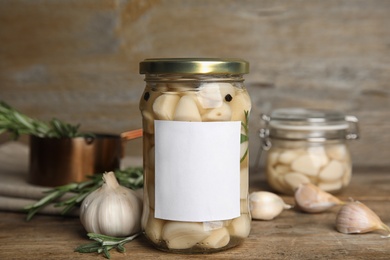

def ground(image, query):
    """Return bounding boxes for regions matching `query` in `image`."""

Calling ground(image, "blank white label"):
[154,120,241,222]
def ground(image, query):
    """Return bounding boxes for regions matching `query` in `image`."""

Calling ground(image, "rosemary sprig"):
[240,110,249,163]
[0,100,90,139]
[24,167,144,221]
[75,233,140,259]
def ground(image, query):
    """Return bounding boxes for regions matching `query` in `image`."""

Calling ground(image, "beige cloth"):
[0,141,142,217]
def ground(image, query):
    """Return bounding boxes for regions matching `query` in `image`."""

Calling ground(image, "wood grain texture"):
[0,167,389,259]
[0,0,389,165]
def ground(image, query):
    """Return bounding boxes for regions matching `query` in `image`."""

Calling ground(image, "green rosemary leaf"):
[88,233,127,243]
[0,101,91,139]
[74,242,102,253]
[24,190,64,210]
[240,110,249,162]
[76,233,139,258]
[117,244,126,253]
[24,167,143,221]
[240,133,249,143]
[102,247,111,259]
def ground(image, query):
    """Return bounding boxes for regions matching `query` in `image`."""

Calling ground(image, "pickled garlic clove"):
[162,221,210,249]
[307,146,329,167]
[173,95,202,121]
[326,144,348,161]
[141,110,155,134]
[291,154,321,176]
[196,83,223,109]
[318,160,345,182]
[201,102,232,121]
[284,172,310,191]
[229,91,252,121]
[218,83,236,100]
[336,201,390,238]
[228,214,251,238]
[294,183,344,213]
[318,181,343,193]
[249,191,292,220]
[144,209,165,244]
[199,227,230,249]
[240,167,249,199]
[152,94,180,120]
[278,150,300,164]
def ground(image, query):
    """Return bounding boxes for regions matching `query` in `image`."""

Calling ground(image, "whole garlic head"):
[80,171,143,237]
[249,191,292,220]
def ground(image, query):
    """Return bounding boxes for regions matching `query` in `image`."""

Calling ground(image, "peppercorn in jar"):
[139,58,251,253]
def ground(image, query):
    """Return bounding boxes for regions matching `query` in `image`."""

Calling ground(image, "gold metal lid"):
[139,58,249,74]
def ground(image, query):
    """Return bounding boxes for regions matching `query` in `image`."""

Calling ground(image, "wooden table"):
[1,167,389,260]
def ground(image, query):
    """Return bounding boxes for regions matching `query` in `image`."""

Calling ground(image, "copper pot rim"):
[28,129,143,142]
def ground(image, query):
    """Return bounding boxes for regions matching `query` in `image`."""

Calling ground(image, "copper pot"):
[28,129,142,187]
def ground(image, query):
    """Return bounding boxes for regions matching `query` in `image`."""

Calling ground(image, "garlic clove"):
[317,180,343,193]
[162,221,211,249]
[201,102,232,121]
[336,201,390,237]
[318,160,345,182]
[229,90,252,122]
[274,164,291,175]
[326,144,348,161]
[278,150,300,164]
[307,146,329,167]
[152,94,180,120]
[294,183,344,213]
[218,83,236,101]
[283,172,311,192]
[199,227,230,249]
[144,208,166,244]
[291,154,321,177]
[141,110,155,134]
[249,191,292,220]
[240,167,249,199]
[196,83,223,109]
[227,213,251,238]
[173,95,202,121]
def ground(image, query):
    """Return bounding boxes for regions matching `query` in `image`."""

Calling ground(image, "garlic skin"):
[294,183,344,213]
[80,171,143,237]
[336,201,390,237]
[249,191,292,220]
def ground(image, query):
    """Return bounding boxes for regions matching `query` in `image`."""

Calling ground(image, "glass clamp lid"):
[260,108,359,143]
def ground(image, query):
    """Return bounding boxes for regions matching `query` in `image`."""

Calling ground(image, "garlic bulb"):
[249,191,292,220]
[294,183,344,213]
[336,201,390,238]
[80,171,143,237]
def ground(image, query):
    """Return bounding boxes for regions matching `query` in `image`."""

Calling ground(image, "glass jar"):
[139,58,251,253]
[260,108,359,195]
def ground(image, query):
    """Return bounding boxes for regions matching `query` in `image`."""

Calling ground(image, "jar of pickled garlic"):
[139,58,251,253]
[260,108,359,195]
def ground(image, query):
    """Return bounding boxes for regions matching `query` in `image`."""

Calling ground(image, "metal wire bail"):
[345,115,360,140]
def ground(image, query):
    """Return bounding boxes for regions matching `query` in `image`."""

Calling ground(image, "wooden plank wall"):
[1,0,389,167]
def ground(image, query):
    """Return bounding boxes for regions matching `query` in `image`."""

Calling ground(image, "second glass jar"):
[260,108,359,195]
[139,58,252,253]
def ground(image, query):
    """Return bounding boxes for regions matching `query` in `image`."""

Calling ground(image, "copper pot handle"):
[120,129,143,141]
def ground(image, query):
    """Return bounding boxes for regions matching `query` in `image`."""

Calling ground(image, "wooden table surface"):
[1,167,389,260]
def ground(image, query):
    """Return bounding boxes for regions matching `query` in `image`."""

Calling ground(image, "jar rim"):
[139,58,249,74]
[269,108,346,124]
[260,108,359,141]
